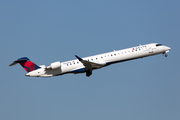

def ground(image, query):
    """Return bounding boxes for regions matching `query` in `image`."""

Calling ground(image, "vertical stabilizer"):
[9,57,41,72]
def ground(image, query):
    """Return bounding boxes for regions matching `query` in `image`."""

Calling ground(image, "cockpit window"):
[156,44,163,46]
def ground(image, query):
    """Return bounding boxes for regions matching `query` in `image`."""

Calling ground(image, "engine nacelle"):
[46,61,61,70]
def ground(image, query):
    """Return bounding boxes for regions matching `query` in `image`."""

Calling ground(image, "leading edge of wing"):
[75,55,106,69]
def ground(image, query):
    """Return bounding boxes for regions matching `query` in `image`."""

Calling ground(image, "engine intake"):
[46,61,61,70]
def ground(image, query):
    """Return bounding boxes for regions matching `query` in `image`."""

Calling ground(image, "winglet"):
[75,55,83,61]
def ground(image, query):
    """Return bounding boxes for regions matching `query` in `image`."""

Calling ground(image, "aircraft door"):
[149,46,153,54]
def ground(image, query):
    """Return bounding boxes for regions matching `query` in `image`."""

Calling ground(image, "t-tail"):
[9,57,41,72]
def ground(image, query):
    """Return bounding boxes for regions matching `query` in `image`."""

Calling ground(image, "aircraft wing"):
[75,55,106,71]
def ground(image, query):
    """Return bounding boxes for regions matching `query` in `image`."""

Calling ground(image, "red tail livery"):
[9,57,41,73]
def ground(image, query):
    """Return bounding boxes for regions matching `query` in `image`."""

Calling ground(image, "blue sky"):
[1,0,180,120]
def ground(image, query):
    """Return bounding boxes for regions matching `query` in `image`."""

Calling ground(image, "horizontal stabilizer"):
[9,57,30,66]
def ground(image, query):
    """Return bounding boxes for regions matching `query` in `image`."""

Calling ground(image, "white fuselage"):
[26,43,171,77]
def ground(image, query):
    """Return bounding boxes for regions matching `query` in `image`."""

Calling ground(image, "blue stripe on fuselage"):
[69,68,85,73]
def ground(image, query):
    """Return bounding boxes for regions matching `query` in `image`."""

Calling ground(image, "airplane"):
[9,43,171,77]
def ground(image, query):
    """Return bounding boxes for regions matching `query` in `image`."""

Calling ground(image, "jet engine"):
[46,61,61,70]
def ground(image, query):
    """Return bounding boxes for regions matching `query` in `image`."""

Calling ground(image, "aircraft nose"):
[167,46,171,50]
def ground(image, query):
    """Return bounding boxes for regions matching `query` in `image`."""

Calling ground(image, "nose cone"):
[167,47,171,50]
[165,46,171,51]
[164,46,171,53]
